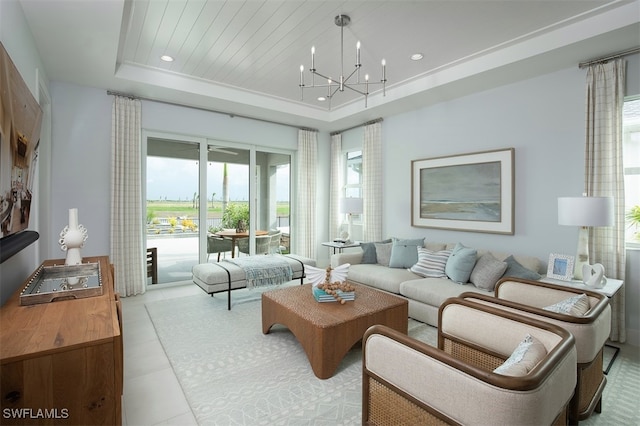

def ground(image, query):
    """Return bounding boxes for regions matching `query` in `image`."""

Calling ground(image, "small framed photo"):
[547,253,575,281]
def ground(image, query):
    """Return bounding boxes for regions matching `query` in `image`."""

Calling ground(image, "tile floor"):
[121,281,202,426]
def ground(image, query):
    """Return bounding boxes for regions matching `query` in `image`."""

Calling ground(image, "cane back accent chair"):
[463,277,611,423]
[362,297,577,426]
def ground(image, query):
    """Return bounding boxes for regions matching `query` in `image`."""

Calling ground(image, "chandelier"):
[298,14,387,108]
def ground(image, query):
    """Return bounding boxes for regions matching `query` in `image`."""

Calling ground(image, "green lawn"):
[146,200,289,219]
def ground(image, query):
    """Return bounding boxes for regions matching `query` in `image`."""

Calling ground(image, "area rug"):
[145,287,436,425]
[146,288,639,425]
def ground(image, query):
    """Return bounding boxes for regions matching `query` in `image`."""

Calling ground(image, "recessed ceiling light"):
[411,53,424,61]
[317,96,326,102]
[160,55,174,62]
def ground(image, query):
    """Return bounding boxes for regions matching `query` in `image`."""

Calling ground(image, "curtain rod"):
[578,47,640,69]
[330,117,383,136]
[106,90,318,132]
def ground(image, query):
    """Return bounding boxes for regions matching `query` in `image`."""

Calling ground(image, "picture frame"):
[411,148,514,234]
[547,253,575,281]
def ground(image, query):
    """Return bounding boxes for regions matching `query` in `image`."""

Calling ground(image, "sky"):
[146,157,289,202]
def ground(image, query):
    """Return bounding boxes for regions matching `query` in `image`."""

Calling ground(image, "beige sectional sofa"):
[331,239,543,326]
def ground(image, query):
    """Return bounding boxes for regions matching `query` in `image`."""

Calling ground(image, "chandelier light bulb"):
[365,74,369,81]
[356,41,361,65]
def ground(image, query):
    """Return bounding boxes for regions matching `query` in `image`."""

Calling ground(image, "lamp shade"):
[340,197,363,214]
[558,196,614,227]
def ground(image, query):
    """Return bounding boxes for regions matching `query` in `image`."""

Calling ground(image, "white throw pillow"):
[410,247,452,278]
[494,334,548,376]
[543,293,591,316]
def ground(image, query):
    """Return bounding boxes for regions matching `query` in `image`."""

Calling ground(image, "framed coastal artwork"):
[411,148,514,234]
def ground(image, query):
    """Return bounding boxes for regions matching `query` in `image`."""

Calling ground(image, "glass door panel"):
[146,139,200,284]
[206,145,249,258]
[255,150,291,255]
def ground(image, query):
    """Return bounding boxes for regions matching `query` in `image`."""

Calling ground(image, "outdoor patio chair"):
[207,234,233,262]
[268,231,283,254]
[237,235,270,255]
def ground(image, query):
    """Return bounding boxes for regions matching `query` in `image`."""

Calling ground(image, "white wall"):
[382,66,586,261]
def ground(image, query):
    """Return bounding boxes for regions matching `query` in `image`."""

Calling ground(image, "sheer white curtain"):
[585,59,626,342]
[110,96,146,297]
[329,133,343,241]
[295,129,317,258]
[362,121,382,241]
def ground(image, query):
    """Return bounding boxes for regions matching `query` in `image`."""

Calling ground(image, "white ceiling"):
[18,0,640,131]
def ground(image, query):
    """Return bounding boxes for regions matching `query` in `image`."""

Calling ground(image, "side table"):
[540,275,624,374]
[322,241,360,254]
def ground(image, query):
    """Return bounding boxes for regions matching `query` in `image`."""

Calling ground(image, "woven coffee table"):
[262,283,408,379]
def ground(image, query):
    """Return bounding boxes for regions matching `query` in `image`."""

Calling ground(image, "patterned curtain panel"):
[110,96,146,297]
[295,129,317,259]
[585,59,626,342]
[329,133,343,241]
[362,122,382,242]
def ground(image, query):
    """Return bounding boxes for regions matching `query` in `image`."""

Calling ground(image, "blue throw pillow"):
[360,242,377,264]
[445,243,477,283]
[502,255,542,280]
[389,238,424,268]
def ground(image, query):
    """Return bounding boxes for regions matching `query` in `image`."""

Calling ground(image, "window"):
[623,98,640,246]
[345,150,362,198]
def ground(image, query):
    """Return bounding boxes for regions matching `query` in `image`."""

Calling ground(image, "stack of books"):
[312,286,355,303]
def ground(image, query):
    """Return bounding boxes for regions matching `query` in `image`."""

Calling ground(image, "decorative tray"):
[20,262,103,305]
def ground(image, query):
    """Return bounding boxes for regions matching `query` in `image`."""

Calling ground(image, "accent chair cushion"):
[494,334,548,376]
[543,293,591,316]
[470,253,508,291]
[389,238,424,269]
[410,247,453,278]
[502,255,542,280]
[445,243,477,283]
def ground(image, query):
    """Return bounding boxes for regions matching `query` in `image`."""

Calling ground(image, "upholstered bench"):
[192,254,316,309]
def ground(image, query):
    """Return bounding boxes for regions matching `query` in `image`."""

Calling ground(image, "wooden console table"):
[0,256,123,425]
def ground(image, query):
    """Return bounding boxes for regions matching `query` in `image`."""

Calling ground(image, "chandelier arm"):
[341,84,367,97]
[309,70,337,86]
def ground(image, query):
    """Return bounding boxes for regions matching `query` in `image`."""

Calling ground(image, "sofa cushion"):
[494,334,548,376]
[470,253,508,291]
[347,264,420,294]
[501,255,542,280]
[375,242,393,267]
[400,278,487,308]
[410,247,452,278]
[445,243,477,283]
[389,238,424,268]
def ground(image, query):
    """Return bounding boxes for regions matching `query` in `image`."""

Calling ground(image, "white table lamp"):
[558,196,613,280]
[340,197,363,243]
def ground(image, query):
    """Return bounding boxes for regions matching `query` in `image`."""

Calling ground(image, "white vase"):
[59,208,88,266]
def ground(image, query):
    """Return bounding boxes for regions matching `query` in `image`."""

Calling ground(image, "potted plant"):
[626,205,640,241]
[221,203,249,231]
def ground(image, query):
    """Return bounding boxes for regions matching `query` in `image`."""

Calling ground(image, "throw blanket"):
[224,255,293,289]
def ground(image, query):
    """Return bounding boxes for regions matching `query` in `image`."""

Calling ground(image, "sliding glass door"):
[145,133,292,285]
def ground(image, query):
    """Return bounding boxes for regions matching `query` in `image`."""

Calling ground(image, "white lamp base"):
[573,226,590,280]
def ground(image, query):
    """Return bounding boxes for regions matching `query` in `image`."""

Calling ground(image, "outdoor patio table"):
[214,230,268,258]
